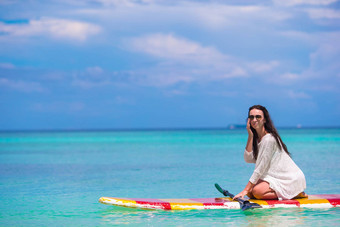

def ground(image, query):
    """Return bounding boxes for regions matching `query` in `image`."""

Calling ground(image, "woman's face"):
[249,109,266,130]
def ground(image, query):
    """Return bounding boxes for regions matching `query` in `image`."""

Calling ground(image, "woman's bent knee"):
[252,188,263,199]
[251,182,277,200]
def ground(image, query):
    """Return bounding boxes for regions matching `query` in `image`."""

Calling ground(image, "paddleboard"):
[99,194,340,210]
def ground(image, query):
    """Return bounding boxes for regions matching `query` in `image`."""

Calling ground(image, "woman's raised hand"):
[247,118,253,137]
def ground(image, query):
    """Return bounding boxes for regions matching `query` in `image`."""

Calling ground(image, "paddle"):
[215,183,262,211]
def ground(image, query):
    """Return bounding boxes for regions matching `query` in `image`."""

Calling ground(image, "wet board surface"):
[99,194,340,210]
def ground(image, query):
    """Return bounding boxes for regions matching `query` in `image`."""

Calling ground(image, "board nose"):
[99,197,108,203]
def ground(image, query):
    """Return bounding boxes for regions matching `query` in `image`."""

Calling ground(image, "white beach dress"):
[244,134,306,200]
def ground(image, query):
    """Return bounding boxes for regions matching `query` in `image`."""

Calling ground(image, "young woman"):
[234,105,307,200]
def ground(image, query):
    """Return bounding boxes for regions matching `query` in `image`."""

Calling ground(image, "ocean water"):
[0,128,339,226]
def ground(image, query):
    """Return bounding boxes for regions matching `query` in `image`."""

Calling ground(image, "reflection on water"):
[243,208,307,226]
[100,206,340,226]
[100,207,160,225]
[100,207,242,226]
[244,208,340,226]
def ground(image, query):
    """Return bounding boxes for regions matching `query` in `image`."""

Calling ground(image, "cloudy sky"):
[0,0,339,130]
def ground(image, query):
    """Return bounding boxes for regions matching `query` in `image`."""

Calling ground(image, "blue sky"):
[0,0,339,130]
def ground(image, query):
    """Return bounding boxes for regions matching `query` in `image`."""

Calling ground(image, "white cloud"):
[114,96,134,104]
[76,2,293,31]
[310,43,340,67]
[262,72,302,86]
[72,67,114,89]
[134,70,196,87]
[72,79,111,89]
[93,0,157,6]
[281,73,300,80]
[126,33,304,87]
[287,90,311,99]
[305,8,340,19]
[279,31,340,50]
[0,17,101,41]
[248,61,280,73]
[163,89,188,97]
[273,31,340,90]
[0,62,15,69]
[0,0,16,5]
[0,78,45,92]
[273,0,337,6]
[302,43,340,91]
[86,66,104,76]
[128,33,228,64]
[279,30,315,43]
[193,4,292,29]
[126,33,251,86]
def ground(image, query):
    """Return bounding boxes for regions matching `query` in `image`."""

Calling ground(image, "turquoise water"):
[0,128,339,226]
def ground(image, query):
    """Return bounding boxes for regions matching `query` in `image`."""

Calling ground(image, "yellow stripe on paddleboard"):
[296,195,331,208]
[249,199,269,206]
[161,199,204,210]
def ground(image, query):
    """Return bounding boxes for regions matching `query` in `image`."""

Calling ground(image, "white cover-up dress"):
[244,133,306,200]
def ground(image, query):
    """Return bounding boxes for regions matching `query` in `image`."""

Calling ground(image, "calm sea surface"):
[0,128,339,226]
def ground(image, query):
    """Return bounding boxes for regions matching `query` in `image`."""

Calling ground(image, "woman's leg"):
[251,180,278,200]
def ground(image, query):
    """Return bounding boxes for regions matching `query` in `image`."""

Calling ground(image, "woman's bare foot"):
[294,192,308,199]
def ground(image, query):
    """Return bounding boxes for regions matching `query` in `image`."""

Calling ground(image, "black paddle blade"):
[240,201,263,211]
[214,183,234,198]
[214,183,262,210]
[215,183,226,196]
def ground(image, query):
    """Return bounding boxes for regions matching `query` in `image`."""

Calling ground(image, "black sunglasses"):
[248,115,262,120]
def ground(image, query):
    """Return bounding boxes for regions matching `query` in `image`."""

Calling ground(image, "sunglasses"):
[248,115,263,120]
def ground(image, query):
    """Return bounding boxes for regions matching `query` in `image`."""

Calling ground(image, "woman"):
[234,105,307,200]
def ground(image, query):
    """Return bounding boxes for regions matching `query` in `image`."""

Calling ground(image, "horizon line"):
[1,125,340,133]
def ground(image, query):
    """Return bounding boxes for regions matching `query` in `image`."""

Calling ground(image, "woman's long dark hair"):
[248,105,290,160]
